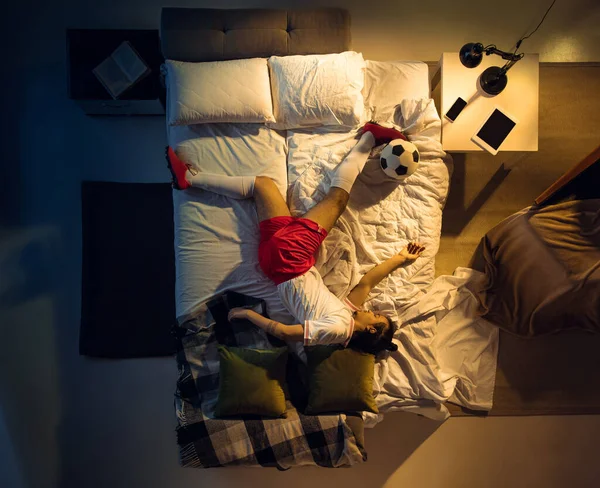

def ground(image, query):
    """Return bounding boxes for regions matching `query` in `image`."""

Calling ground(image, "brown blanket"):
[482,199,600,336]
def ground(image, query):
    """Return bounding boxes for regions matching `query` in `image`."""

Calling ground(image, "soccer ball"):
[380,139,420,180]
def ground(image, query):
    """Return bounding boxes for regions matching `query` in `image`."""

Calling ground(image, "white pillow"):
[363,61,431,122]
[268,51,366,130]
[166,59,275,126]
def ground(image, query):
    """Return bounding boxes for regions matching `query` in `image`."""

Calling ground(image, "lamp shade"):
[459,42,484,68]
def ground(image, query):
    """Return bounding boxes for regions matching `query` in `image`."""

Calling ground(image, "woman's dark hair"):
[349,319,398,355]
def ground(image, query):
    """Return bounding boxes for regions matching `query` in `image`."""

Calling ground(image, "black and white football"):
[380,139,420,180]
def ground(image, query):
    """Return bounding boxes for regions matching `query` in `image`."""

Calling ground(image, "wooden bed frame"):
[160,7,351,62]
[535,143,600,205]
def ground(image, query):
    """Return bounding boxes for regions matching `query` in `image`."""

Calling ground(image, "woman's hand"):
[227,307,250,322]
[398,242,425,262]
[349,242,426,305]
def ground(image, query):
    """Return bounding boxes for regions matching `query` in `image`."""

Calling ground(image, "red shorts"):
[258,216,328,285]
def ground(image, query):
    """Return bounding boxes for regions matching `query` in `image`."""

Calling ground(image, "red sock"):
[362,122,407,145]
[165,146,190,190]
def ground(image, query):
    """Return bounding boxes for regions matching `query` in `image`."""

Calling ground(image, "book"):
[93,41,150,99]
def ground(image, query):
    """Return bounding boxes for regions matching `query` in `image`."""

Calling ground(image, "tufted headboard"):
[160,7,351,62]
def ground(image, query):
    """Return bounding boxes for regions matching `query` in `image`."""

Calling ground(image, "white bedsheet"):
[365,268,499,424]
[169,123,293,324]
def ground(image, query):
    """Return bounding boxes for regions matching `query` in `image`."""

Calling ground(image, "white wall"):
[1,2,599,488]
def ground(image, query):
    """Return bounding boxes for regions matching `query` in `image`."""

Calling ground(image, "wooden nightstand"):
[432,52,539,153]
[67,29,165,115]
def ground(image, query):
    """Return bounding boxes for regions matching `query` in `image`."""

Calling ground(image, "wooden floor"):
[433,65,600,415]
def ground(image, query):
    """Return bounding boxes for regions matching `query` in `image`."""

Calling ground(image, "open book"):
[93,41,150,99]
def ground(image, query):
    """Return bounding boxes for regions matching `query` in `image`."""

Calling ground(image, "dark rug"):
[80,182,176,358]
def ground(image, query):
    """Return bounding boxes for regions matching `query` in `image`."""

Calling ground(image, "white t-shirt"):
[277,267,359,346]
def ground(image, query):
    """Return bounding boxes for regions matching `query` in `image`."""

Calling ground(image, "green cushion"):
[215,345,288,418]
[305,346,378,415]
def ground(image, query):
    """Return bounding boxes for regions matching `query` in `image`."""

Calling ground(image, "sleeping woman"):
[166,122,425,355]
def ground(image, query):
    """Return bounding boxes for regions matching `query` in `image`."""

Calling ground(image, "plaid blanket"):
[174,291,367,469]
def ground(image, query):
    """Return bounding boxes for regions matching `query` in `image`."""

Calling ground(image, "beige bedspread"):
[482,199,600,336]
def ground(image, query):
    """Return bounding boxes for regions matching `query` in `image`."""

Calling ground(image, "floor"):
[2,1,600,488]
[434,64,600,275]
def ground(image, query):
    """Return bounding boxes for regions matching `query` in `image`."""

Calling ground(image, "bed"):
[162,7,499,468]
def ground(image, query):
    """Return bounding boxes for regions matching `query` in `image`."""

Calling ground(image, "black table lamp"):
[459,42,524,95]
[458,0,556,95]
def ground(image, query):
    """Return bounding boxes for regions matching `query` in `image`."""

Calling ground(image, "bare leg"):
[302,131,376,233]
[302,188,349,233]
[253,176,291,222]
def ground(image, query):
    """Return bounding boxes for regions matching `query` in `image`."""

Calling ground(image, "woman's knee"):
[254,175,277,194]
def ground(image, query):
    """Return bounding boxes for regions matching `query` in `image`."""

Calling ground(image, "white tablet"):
[471,108,518,155]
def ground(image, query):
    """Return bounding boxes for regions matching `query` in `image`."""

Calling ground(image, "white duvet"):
[288,99,450,298]
[287,99,498,421]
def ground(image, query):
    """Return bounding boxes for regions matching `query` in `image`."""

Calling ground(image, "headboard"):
[160,8,351,62]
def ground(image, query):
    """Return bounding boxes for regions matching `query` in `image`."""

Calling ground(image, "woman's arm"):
[228,308,304,342]
[346,242,426,308]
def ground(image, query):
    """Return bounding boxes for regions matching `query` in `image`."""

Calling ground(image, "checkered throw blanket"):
[174,292,367,469]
